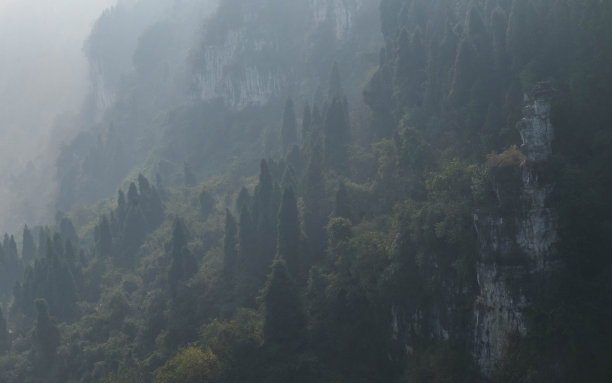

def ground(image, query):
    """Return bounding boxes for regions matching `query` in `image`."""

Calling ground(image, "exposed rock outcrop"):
[473,83,560,376]
[194,0,373,110]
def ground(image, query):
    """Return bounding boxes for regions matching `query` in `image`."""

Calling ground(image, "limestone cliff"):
[473,83,560,375]
[193,0,378,109]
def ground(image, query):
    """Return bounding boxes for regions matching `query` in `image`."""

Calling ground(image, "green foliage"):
[32,299,60,366]
[0,306,8,354]
[276,187,301,279]
[223,210,238,278]
[155,347,222,383]
[21,225,36,265]
[3,1,612,382]
[400,341,477,383]
[262,259,306,349]
[486,145,525,168]
[168,218,195,296]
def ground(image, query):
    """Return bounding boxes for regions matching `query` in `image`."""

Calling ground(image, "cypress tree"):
[238,205,256,269]
[95,215,112,257]
[237,204,257,306]
[277,187,300,279]
[117,189,127,227]
[262,259,306,347]
[32,299,59,366]
[59,217,79,247]
[138,173,152,196]
[120,204,146,267]
[303,143,327,258]
[0,305,8,354]
[235,186,251,215]
[22,225,36,264]
[252,159,276,271]
[223,209,238,277]
[168,219,195,296]
[138,174,164,230]
[127,182,139,206]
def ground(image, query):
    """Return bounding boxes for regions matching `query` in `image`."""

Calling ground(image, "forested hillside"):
[0,0,611,382]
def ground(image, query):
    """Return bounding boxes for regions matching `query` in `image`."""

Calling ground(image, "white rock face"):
[195,28,286,109]
[474,262,528,373]
[473,85,558,376]
[195,0,368,109]
[519,98,554,162]
[310,0,363,40]
[91,67,117,121]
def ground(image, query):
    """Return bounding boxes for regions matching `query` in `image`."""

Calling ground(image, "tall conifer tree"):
[22,225,36,264]
[277,187,300,279]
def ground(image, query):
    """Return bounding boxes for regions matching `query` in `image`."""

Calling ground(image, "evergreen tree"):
[252,159,276,273]
[120,202,146,267]
[262,259,306,348]
[32,299,60,366]
[95,215,112,257]
[277,187,300,279]
[235,186,251,215]
[42,238,77,322]
[127,182,139,206]
[281,97,297,154]
[117,189,127,224]
[138,174,164,229]
[22,225,36,264]
[168,219,195,296]
[223,209,238,277]
[281,164,298,191]
[138,173,151,196]
[0,305,8,354]
[59,217,79,246]
[303,143,328,258]
[237,204,257,306]
[238,205,256,269]
[1,234,22,300]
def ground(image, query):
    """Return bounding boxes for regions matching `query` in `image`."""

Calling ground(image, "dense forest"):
[0,0,611,382]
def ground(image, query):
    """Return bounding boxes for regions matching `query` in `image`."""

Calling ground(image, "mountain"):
[0,0,611,382]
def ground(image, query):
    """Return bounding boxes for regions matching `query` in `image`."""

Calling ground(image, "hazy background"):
[0,0,117,232]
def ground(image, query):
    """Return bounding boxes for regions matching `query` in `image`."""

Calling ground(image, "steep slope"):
[56,0,381,212]
[1,1,612,382]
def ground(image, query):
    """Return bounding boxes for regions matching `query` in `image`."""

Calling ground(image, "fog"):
[0,0,117,232]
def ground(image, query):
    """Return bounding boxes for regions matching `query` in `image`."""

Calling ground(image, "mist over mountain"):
[0,0,116,232]
[0,1,611,382]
